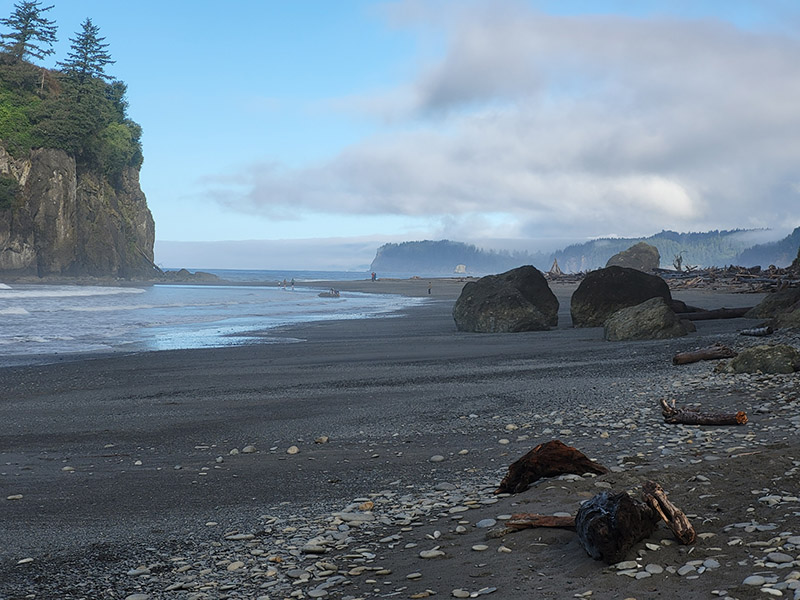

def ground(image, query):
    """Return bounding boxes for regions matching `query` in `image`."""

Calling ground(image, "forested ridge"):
[371,229,800,275]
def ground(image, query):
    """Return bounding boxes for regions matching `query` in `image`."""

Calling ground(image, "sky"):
[27,1,800,269]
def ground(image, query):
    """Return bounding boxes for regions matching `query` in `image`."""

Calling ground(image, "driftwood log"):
[677,306,752,321]
[505,514,576,531]
[495,440,609,494]
[660,398,748,426]
[672,343,737,365]
[501,482,696,564]
[642,481,696,545]
[740,326,774,337]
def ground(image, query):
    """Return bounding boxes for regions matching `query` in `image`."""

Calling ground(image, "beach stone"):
[429,455,445,462]
[452,265,558,332]
[287,445,300,455]
[452,590,470,598]
[725,345,800,374]
[769,552,795,564]
[419,549,445,559]
[125,595,150,600]
[242,445,257,453]
[606,242,660,272]
[604,297,694,341]
[570,266,672,327]
[476,519,497,528]
[744,575,767,586]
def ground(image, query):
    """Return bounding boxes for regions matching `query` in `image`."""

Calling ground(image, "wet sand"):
[1,281,798,599]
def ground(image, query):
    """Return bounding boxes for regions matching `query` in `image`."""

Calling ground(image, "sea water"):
[0,276,425,367]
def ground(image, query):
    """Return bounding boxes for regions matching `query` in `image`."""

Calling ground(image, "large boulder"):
[570,266,672,327]
[725,344,800,374]
[453,265,558,332]
[604,297,696,341]
[605,242,661,272]
[745,288,800,319]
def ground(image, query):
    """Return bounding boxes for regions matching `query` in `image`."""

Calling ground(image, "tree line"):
[0,0,141,198]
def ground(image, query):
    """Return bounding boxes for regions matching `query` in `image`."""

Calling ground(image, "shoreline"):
[1,286,798,599]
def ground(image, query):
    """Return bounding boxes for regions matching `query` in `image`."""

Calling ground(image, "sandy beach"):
[1,279,799,600]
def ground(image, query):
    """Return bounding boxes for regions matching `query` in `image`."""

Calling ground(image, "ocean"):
[0,270,427,367]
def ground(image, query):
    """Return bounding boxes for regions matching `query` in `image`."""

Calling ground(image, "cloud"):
[208,2,800,240]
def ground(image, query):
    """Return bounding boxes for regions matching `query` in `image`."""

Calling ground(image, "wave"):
[0,286,146,299]
[0,307,29,315]
[0,283,11,289]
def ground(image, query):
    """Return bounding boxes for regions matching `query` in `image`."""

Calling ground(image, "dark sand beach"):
[1,279,799,600]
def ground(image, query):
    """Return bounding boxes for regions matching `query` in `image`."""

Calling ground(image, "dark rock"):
[570,266,672,327]
[605,241,660,272]
[452,265,558,332]
[576,491,659,564]
[604,297,696,341]
[496,440,609,494]
[0,145,155,278]
[745,288,800,319]
[725,344,800,374]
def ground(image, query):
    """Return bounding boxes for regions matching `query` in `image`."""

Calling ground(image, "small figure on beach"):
[281,278,287,289]
[428,282,432,295]
[371,272,376,282]
[290,278,295,290]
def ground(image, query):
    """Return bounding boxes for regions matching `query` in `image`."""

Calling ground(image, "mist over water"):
[0,276,424,367]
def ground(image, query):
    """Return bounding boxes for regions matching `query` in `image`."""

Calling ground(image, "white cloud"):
[207,2,800,240]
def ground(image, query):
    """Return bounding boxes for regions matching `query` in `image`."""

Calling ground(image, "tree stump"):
[575,491,659,564]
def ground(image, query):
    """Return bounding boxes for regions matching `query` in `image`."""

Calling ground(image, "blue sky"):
[27,1,800,268]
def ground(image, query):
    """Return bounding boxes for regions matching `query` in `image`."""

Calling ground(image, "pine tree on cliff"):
[0,1,57,62]
[57,18,115,84]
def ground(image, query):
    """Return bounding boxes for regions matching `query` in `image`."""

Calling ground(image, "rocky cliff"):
[0,143,156,278]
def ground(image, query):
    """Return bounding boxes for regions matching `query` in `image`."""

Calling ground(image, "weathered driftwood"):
[575,491,659,564]
[642,480,696,545]
[677,306,752,321]
[495,440,609,494]
[497,482,696,564]
[505,513,576,531]
[660,398,748,426]
[740,326,774,337]
[672,343,737,365]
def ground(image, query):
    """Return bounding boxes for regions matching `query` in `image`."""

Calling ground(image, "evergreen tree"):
[0,1,57,62]
[57,18,115,84]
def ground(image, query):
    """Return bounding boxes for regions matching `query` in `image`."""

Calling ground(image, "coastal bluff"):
[0,143,156,278]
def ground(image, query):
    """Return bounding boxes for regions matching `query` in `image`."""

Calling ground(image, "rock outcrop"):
[570,266,672,327]
[0,144,156,278]
[725,344,800,374]
[453,265,558,333]
[746,288,800,329]
[605,241,661,272]
[604,297,695,341]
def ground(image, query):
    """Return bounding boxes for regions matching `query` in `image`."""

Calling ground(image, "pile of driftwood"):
[493,441,697,564]
[660,265,800,293]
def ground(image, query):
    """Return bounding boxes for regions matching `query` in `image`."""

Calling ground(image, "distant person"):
[428,282,432,295]
[290,278,295,290]
[371,272,376,282]
[281,278,287,288]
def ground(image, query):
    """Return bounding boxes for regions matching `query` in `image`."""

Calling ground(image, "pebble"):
[429,455,445,462]
[476,519,496,528]
[419,549,445,559]
[744,575,767,586]
[472,545,489,552]
[452,590,470,598]
[407,572,423,580]
[287,445,300,455]
[242,445,257,453]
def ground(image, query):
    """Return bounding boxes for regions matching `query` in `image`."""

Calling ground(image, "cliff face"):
[0,143,155,278]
